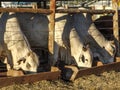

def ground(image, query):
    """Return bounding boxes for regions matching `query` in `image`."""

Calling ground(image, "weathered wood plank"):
[0,8,52,14]
[0,0,72,2]
[115,57,120,62]
[0,0,46,1]
[75,62,120,79]
[112,0,119,55]
[56,9,115,14]
[0,70,61,88]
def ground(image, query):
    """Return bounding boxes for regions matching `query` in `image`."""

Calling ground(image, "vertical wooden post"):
[49,0,56,65]
[112,0,119,55]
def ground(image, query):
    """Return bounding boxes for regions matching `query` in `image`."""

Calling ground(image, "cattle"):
[3,12,39,74]
[0,7,116,70]
[69,29,93,67]
[73,13,116,64]
[0,5,93,68]
[55,13,93,67]
[0,12,49,72]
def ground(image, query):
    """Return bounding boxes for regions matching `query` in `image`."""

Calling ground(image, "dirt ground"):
[0,70,120,90]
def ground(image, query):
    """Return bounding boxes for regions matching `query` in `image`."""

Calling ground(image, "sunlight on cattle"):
[55,12,93,68]
[4,12,39,74]
[0,7,116,71]
[73,13,116,64]
[70,29,93,67]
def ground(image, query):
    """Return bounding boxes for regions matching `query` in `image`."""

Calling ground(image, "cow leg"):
[4,44,13,70]
[4,57,11,70]
[53,42,60,66]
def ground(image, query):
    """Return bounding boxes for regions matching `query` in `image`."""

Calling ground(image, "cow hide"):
[3,12,39,73]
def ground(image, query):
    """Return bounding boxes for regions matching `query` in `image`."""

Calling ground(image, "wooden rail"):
[60,61,120,81]
[0,0,45,1]
[56,9,115,14]
[75,61,120,79]
[0,0,72,2]
[0,67,61,88]
[0,71,61,88]
[0,8,52,14]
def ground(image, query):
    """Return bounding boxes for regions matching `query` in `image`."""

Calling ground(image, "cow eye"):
[79,55,85,63]
[17,58,26,65]
[26,63,31,69]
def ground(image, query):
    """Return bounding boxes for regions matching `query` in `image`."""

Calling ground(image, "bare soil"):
[1,71,120,90]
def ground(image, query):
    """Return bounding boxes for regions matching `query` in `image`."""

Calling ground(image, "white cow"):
[0,10,115,69]
[4,12,39,74]
[2,11,91,67]
[13,12,93,68]
[55,13,93,67]
[73,13,116,64]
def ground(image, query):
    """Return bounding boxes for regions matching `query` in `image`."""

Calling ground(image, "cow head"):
[17,51,39,74]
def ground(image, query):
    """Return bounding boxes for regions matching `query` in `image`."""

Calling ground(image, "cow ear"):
[82,46,87,51]
[82,44,89,51]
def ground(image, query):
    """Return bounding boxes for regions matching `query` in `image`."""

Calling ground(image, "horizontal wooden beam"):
[75,61,120,79]
[0,0,70,1]
[0,70,61,88]
[0,8,52,14]
[0,0,46,1]
[56,9,115,14]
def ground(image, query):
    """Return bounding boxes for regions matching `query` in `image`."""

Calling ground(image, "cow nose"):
[81,55,85,63]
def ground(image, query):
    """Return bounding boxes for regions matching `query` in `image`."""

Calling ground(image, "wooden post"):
[0,8,52,14]
[49,0,56,65]
[112,0,119,55]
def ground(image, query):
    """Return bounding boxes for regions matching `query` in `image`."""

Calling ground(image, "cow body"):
[16,13,49,48]
[0,9,116,70]
[55,13,93,67]
[3,12,39,73]
[73,13,116,64]
[1,11,93,68]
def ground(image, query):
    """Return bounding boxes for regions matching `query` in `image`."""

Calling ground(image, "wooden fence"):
[0,0,119,63]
